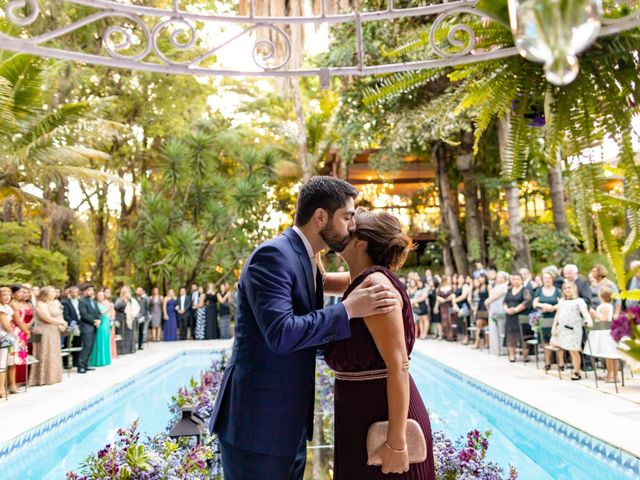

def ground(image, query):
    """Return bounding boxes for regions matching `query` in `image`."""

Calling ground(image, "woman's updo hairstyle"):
[354,207,414,270]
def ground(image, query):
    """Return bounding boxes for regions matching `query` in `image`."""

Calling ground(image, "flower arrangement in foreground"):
[68,354,517,479]
[611,307,640,371]
[433,430,518,480]
[66,419,211,480]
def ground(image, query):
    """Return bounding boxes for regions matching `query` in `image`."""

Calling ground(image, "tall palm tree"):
[0,54,116,228]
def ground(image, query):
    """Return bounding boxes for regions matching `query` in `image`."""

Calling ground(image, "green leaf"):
[476,0,511,26]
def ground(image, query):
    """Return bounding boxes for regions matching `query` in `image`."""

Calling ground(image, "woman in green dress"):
[532,271,562,345]
[89,290,111,367]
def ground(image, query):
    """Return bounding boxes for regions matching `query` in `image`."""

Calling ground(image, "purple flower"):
[611,312,633,342]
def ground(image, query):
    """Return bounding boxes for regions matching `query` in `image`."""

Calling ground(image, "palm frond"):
[0,53,43,117]
[231,176,267,216]
[166,225,202,271]
[0,76,16,134]
[159,138,189,190]
[596,211,626,291]
[20,102,95,150]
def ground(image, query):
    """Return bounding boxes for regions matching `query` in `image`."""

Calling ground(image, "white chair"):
[60,331,83,378]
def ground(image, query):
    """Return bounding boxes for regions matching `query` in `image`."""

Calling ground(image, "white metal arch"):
[0,0,639,80]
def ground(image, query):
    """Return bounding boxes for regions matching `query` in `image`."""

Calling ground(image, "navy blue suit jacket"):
[209,228,350,457]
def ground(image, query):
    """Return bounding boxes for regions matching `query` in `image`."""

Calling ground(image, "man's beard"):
[320,221,351,252]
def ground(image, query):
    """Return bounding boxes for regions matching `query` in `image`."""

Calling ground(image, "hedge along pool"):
[0,349,638,479]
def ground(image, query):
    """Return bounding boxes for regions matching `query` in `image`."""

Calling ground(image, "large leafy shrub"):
[0,222,68,285]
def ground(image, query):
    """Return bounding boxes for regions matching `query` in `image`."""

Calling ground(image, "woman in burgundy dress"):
[324,208,435,480]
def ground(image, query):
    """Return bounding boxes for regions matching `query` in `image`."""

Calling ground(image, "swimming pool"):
[411,355,638,480]
[0,349,637,479]
[0,350,219,480]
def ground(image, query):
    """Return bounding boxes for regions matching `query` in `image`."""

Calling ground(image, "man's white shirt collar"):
[292,226,318,288]
[292,226,315,261]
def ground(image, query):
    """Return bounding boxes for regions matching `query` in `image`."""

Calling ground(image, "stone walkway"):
[413,338,640,458]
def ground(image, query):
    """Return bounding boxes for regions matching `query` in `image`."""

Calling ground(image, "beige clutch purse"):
[366,419,427,466]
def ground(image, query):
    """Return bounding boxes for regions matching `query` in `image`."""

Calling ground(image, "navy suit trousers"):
[219,429,307,480]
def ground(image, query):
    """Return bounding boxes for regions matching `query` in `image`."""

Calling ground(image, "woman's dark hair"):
[295,176,358,226]
[354,207,414,270]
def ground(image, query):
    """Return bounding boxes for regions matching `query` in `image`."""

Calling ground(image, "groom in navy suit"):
[210,176,399,480]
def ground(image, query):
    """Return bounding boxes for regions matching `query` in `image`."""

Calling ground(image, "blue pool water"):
[0,351,219,480]
[0,349,637,479]
[411,355,637,480]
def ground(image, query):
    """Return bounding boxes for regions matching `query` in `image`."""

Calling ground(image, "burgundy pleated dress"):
[324,266,436,480]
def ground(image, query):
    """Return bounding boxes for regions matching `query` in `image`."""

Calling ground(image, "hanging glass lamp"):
[507,0,603,85]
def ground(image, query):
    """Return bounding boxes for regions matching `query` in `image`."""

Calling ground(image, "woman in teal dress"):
[532,271,562,344]
[90,290,111,367]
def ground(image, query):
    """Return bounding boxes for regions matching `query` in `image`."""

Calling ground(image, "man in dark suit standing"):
[78,284,101,373]
[176,287,191,340]
[189,283,199,340]
[135,287,149,350]
[209,177,399,480]
[61,285,81,369]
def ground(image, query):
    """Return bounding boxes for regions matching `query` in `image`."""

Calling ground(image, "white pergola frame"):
[1,0,639,80]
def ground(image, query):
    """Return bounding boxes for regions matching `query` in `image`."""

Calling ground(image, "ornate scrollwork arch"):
[0,0,638,79]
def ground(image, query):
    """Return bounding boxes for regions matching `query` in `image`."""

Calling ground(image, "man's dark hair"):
[294,176,358,226]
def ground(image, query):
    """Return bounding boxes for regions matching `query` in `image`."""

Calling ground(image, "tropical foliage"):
[327,0,640,274]
[1,0,639,284]
[118,117,285,288]
[0,53,113,200]
[0,222,68,285]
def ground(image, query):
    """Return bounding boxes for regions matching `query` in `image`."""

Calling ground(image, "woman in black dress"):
[427,278,441,339]
[452,276,471,344]
[217,282,232,339]
[472,274,490,349]
[503,273,532,362]
[205,282,219,340]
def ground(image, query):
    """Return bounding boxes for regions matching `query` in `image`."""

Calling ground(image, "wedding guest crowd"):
[397,259,626,383]
[0,258,627,398]
[0,280,235,397]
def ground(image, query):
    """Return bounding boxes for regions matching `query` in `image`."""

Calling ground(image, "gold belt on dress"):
[334,368,388,381]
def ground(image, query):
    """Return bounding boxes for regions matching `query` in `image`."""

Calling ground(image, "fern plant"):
[360,0,640,292]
